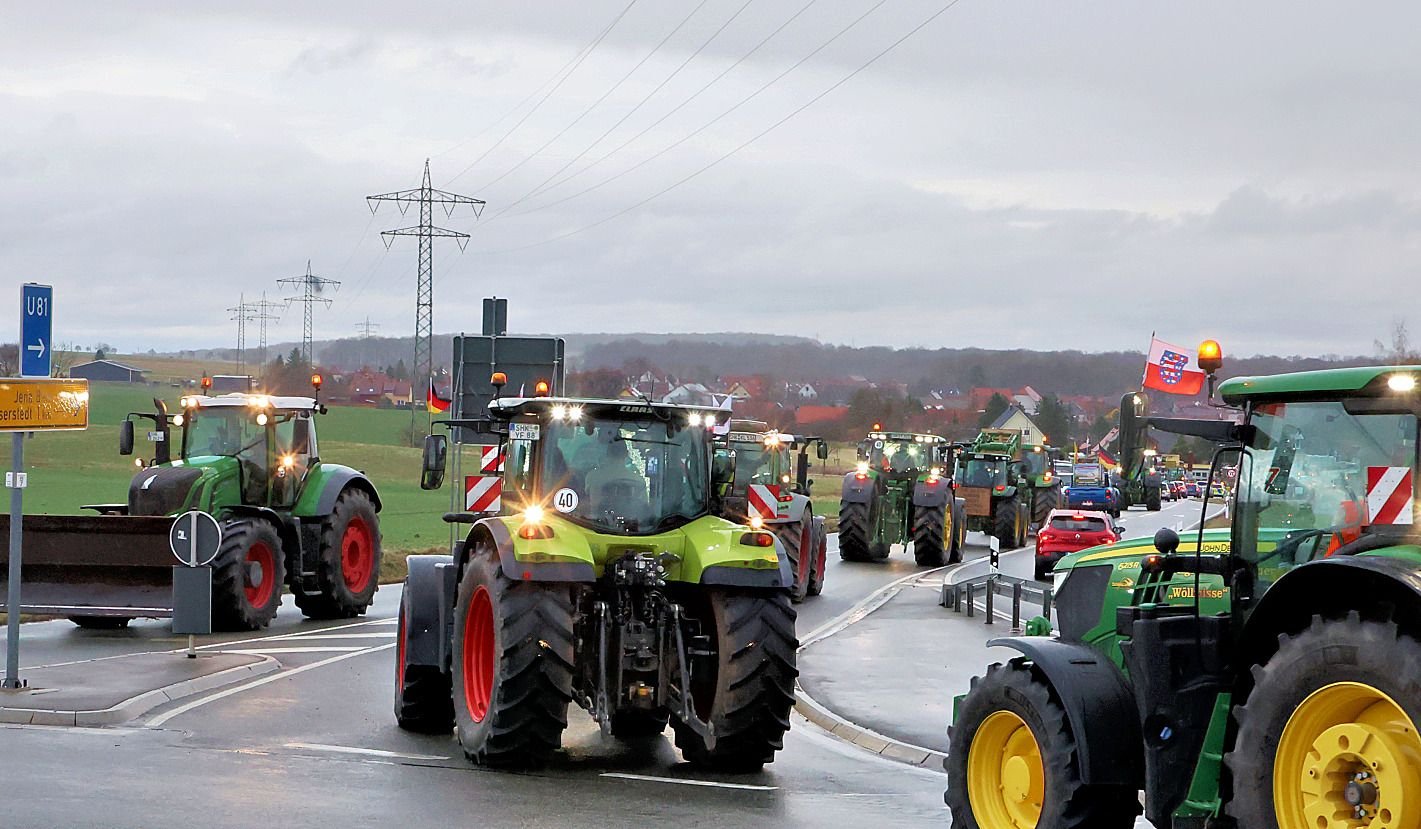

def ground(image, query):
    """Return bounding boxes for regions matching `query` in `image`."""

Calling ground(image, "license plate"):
[1082,501,1094,505]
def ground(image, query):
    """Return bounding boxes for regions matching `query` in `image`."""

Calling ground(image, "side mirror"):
[1114,524,1126,535]
[420,434,449,491]
[1153,527,1179,555]
[712,451,736,494]
[816,441,830,461]
[119,420,135,456]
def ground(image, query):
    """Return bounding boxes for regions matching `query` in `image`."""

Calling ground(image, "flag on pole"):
[1142,338,1206,396]
[427,378,451,413]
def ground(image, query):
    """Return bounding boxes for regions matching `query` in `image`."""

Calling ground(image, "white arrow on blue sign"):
[20,283,53,378]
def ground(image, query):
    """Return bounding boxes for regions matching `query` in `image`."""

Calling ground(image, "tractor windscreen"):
[1023,452,1048,478]
[727,440,777,495]
[543,416,710,534]
[959,457,1007,488]
[868,439,928,473]
[1230,400,1418,567]
[185,407,268,465]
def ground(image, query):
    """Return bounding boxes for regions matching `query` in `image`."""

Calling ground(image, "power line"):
[355,317,381,338]
[488,0,759,219]
[481,0,967,254]
[277,261,341,368]
[470,0,710,194]
[446,0,641,186]
[488,0,841,226]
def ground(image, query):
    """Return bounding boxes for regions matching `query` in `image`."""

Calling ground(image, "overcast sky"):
[3,1,1417,359]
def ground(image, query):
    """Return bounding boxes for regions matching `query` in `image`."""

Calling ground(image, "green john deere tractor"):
[946,352,1421,828]
[955,429,1042,550]
[1117,390,1165,511]
[396,395,797,771]
[838,429,966,566]
[716,419,831,602]
[0,384,384,631]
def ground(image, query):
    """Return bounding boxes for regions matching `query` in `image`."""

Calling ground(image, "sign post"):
[4,283,69,690]
[169,510,220,658]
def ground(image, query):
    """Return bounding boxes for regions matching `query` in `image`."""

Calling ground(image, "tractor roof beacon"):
[946,347,1421,829]
[395,389,799,771]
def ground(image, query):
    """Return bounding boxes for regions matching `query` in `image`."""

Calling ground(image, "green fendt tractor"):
[946,351,1421,828]
[0,382,383,631]
[954,429,1053,550]
[717,419,830,602]
[838,428,966,566]
[396,394,797,771]
[1116,390,1165,511]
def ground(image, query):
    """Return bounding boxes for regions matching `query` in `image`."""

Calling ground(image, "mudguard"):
[987,636,1145,788]
[701,536,791,589]
[296,464,383,516]
[402,554,457,672]
[770,493,810,525]
[840,472,876,504]
[468,517,597,583]
[912,478,951,509]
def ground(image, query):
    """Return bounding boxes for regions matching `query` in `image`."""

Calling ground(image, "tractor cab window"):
[869,439,926,473]
[1231,400,1418,572]
[271,412,312,506]
[960,457,1006,488]
[1023,452,1048,478]
[184,406,269,503]
[544,416,709,534]
[727,441,778,494]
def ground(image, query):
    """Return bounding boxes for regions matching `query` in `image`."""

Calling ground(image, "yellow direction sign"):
[0,378,89,431]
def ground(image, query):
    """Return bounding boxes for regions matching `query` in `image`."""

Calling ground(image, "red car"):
[1034,509,1123,580]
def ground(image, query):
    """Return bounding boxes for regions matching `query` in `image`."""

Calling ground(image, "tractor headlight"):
[551,404,567,421]
[856,461,869,475]
[749,515,765,530]
[256,412,269,426]
[172,414,184,427]
[1389,374,1417,392]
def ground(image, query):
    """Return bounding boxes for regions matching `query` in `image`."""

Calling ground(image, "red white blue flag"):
[1142,338,1206,396]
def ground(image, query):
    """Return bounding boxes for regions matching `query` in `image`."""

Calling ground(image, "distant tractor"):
[955,429,1060,550]
[1116,391,1164,511]
[397,393,797,771]
[838,428,966,566]
[0,380,384,631]
[717,419,830,601]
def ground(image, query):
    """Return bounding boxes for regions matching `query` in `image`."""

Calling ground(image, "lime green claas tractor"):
[838,429,965,566]
[946,354,1421,828]
[716,419,831,602]
[955,429,1061,550]
[396,395,797,771]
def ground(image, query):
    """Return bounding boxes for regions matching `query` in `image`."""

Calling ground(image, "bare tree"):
[1374,319,1420,364]
[0,343,17,376]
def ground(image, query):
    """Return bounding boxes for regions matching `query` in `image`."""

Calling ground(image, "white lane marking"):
[264,633,394,641]
[601,773,778,791]
[222,647,371,655]
[193,615,395,651]
[799,562,952,651]
[283,742,449,761]
[146,643,394,728]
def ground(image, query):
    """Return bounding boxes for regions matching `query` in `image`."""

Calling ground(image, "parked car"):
[1034,509,1123,581]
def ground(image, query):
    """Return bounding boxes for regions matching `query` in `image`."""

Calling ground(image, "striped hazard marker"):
[465,475,502,513]
[1366,466,1414,525]
[747,484,782,521]
[478,444,505,474]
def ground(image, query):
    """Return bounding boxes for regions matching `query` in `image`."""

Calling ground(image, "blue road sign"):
[20,283,52,378]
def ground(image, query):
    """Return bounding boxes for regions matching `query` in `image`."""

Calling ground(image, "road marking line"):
[600,773,777,791]
[264,633,394,641]
[146,643,394,728]
[222,647,372,654]
[194,616,395,651]
[283,742,448,761]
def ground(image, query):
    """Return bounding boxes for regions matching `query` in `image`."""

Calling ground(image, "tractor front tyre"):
[774,514,813,603]
[673,590,798,772]
[1226,613,1421,829]
[838,501,872,562]
[946,661,1140,829]
[1033,483,1061,526]
[806,522,827,597]
[1145,487,1161,512]
[452,549,575,767]
[912,503,949,566]
[211,518,285,631]
[949,501,967,564]
[68,616,131,630]
[993,497,1022,551]
[394,583,454,734]
[294,488,383,620]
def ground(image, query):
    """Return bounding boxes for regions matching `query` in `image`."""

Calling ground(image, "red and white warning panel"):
[466,475,502,513]
[479,444,505,475]
[1366,466,1414,525]
[747,484,783,521]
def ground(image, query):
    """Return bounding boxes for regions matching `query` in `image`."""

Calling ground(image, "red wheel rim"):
[245,541,276,609]
[341,517,375,593]
[396,602,407,692]
[817,531,827,574]
[462,586,494,722]
[798,523,813,590]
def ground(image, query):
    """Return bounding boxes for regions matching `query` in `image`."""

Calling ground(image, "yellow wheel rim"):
[1276,681,1421,829]
[968,710,1044,829]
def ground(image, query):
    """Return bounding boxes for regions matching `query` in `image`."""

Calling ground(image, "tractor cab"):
[859,430,950,479]
[719,419,830,500]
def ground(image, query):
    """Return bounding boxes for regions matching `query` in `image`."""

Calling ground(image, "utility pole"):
[277,261,340,370]
[227,295,258,376]
[248,291,284,371]
[367,160,485,406]
[355,317,381,339]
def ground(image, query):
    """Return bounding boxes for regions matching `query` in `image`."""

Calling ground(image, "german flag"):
[427,378,451,413]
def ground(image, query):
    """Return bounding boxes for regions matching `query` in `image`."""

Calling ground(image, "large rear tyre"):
[68,616,131,630]
[946,661,1140,828]
[912,503,948,566]
[774,513,813,603]
[838,501,872,562]
[806,520,827,596]
[1226,613,1421,829]
[673,590,798,772]
[993,497,1021,551]
[211,518,285,631]
[294,488,383,619]
[1145,487,1161,512]
[1033,483,1061,527]
[394,583,454,734]
[452,548,575,767]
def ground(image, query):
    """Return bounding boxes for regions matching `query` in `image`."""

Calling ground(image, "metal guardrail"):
[941,573,1053,632]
